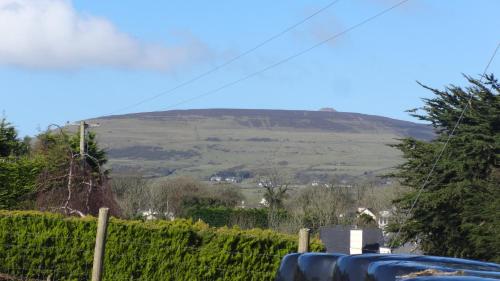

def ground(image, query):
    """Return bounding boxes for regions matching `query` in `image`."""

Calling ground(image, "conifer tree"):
[0,118,28,157]
[0,118,40,208]
[389,74,499,262]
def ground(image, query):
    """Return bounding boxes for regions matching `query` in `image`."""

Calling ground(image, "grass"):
[88,109,430,181]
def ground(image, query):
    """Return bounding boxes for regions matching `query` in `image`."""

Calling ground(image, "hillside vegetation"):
[90,109,433,180]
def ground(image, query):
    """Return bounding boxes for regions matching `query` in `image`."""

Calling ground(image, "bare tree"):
[113,176,244,219]
[285,182,353,232]
[257,168,291,229]
[111,174,150,218]
[258,168,290,209]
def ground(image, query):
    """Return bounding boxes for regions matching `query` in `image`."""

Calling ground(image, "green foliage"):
[69,131,108,174]
[186,207,269,229]
[0,210,324,280]
[389,74,500,262]
[0,157,43,209]
[0,118,42,209]
[181,193,238,211]
[356,213,377,227]
[0,118,28,157]
[37,130,108,175]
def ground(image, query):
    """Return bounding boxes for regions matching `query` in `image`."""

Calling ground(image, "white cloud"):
[0,0,211,70]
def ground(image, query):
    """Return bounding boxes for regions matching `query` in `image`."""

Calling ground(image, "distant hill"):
[90,109,433,181]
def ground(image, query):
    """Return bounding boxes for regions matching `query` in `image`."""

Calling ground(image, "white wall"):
[350,229,363,254]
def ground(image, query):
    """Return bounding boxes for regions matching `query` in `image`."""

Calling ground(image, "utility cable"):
[157,0,411,112]
[107,0,342,115]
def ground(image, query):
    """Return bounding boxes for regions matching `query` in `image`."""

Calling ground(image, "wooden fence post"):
[92,208,109,281]
[298,228,310,253]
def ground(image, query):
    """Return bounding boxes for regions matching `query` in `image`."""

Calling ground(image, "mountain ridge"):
[97,108,433,140]
[89,108,434,180]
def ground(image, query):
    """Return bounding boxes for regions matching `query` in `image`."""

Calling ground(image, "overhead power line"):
[155,0,411,112]
[482,42,500,76]
[390,41,500,248]
[107,0,342,116]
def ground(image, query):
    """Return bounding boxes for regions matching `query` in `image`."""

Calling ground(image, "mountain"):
[89,109,433,182]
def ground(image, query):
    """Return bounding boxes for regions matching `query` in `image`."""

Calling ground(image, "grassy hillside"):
[89,109,433,181]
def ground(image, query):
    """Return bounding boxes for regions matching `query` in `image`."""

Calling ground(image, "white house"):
[259,198,270,207]
[357,207,377,221]
[141,209,175,221]
[141,209,159,221]
[378,210,391,229]
[357,207,392,230]
[210,176,223,182]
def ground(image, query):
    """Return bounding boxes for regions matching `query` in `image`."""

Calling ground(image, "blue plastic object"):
[275,253,500,281]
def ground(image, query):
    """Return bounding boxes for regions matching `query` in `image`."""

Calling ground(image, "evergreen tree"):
[0,118,41,209]
[389,74,499,262]
[0,118,28,157]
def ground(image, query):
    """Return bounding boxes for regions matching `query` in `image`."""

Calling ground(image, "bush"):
[186,207,269,229]
[0,210,323,280]
[0,157,43,209]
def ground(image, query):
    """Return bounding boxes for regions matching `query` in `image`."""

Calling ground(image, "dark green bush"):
[0,210,323,280]
[186,207,268,229]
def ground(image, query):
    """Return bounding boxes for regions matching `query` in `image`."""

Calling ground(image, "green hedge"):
[0,210,323,280]
[186,207,269,229]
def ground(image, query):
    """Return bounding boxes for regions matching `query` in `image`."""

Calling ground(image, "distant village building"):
[209,175,241,183]
[259,198,269,207]
[238,200,246,209]
[141,209,175,221]
[357,207,377,221]
[141,209,159,221]
[210,176,223,182]
[378,210,391,229]
[357,207,392,230]
[225,177,239,183]
[258,181,273,188]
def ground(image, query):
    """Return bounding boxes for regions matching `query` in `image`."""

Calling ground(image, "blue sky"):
[1,0,499,136]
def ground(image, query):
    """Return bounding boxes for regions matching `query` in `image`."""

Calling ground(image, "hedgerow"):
[186,207,269,229]
[0,210,323,280]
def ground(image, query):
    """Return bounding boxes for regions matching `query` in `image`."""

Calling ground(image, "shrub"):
[0,157,43,209]
[0,210,323,280]
[186,207,268,229]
